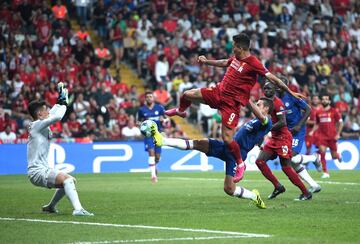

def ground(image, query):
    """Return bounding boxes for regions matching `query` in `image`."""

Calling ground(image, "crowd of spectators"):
[0,0,359,144]
[105,0,359,139]
[0,0,184,143]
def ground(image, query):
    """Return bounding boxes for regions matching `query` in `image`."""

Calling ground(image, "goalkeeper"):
[27,83,93,216]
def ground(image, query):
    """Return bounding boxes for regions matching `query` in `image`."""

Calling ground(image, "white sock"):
[233,186,256,200]
[63,178,83,211]
[149,156,156,178]
[292,154,316,164]
[294,165,319,188]
[48,188,65,207]
[334,159,340,164]
[163,138,193,150]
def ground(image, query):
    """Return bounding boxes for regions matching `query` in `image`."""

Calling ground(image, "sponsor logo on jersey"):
[320,117,332,123]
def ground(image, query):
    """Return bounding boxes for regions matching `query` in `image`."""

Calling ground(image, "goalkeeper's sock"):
[233,186,256,200]
[163,138,193,150]
[63,178,83,211]
[149,156,156,178]
[48,188,65,207]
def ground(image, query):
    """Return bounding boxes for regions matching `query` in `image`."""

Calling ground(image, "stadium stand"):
[0,0,359,143]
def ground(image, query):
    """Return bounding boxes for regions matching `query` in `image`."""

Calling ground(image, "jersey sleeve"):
[251,57,269,76]
[294,97,309,110]
[32,104,67,132]
[275,98,285,114]
[226,57,234,66]
[137,108,144,121]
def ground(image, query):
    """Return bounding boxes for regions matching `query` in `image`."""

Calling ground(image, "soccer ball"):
[140,120,157,137]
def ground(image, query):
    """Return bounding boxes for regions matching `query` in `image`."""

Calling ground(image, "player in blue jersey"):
[137,91,166,183]
[151,97,274,209]
[277,77,322,193]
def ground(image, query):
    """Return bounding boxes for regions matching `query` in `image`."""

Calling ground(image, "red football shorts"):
[263,134,293,159]
[201,86,241,129]
[315,137,338,152]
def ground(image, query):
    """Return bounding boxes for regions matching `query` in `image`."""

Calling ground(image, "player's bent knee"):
[55,172,75,186]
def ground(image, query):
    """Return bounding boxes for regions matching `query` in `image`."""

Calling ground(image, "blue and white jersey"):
[138,104,165,132]
[206,117,272,176]
[281,92,308,134]
[234,117,273,156]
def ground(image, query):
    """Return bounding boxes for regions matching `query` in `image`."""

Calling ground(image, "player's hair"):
[259,97,274,114]
[145,90,153,96]
[320,92,330,99]
[233,33,250,50]
[28,100,46,120]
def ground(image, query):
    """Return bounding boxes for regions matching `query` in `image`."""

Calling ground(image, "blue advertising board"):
[0,140,359,175]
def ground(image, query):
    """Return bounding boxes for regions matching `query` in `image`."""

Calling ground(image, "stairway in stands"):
[71,21,204,139]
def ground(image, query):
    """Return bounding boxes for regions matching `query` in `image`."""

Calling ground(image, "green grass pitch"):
[1,171,360,243]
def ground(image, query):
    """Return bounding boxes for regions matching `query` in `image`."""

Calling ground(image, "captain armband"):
[261,117,269,125]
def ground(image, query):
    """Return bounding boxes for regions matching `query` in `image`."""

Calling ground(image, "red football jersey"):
[315,107,341,139]
[271,96,291,138]
[219,55,269,106]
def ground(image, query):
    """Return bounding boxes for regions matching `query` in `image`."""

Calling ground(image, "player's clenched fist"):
[197,55,207,64]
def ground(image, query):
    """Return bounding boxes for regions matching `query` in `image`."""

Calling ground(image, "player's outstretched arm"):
[197,55,229,67]
[266,73,306,100]
[248,100,268,125]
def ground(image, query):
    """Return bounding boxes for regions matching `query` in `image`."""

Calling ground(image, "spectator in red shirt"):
[50,121,63,138]
[35,14,52,47]
[66,112,82,137]
[162,14,177,33]
[246,0,260,17]
[45,82,59,106]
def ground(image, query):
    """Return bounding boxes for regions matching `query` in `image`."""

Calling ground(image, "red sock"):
[179,94,192,112]
[282,166,308,195]
[227,140,242,164]
[319,151,327,173]
[256,159,280,188]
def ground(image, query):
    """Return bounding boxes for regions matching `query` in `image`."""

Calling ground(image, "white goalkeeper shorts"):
[28,166,60,189]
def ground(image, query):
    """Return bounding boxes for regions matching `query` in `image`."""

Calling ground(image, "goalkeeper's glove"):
[57,82,69,106]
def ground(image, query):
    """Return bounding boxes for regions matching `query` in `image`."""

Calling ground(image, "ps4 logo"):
[48,143,75,173]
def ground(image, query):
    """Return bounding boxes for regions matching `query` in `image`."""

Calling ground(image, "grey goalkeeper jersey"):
[27,104,67,170]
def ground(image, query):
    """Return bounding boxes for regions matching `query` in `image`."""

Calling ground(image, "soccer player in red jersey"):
[256,82,312,200]
[305,95,322,156]
[309,94,343,178]
[165,33,304,183]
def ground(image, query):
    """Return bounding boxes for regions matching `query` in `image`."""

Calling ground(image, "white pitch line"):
[70,235,259,244]
[345,201,360,204]
[0,217,271,238]
[162,177,360,186]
